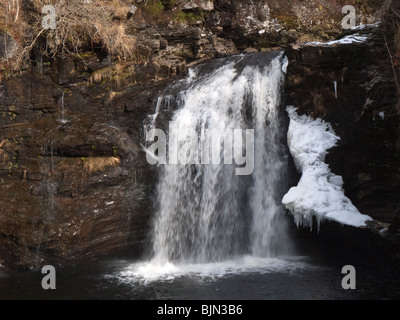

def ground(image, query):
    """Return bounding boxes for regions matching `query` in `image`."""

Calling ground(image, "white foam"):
[115,256,312,284]
[282,107,373,229]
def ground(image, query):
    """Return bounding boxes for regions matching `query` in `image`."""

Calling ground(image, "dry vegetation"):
[0,0,399,87]
[82,156,121,173]
[0,0,138,70]
[0,139,8,164]
[0,0,186,75]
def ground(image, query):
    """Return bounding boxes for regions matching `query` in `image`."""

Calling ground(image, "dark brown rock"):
[0,32,19,62]
[0,0,394,270]
[0,67,169,269]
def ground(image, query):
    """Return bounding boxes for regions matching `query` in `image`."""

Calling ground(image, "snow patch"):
[282,56,289,74]
[351,22,380,30]
[282,107,373,229]
[306,34,368,47]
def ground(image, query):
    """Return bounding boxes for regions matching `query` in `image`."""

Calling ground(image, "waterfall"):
[249,54,289,257]
[147,52,290,266]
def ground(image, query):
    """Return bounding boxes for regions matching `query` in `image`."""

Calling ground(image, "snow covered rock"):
[282,106,373,229]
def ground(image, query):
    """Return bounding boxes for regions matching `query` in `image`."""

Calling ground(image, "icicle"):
[334,81,338,99]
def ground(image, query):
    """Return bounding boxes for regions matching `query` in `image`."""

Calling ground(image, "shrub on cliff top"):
[0,0,137,70]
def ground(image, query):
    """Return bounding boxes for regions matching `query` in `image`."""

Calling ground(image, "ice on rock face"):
[351,22,380,30]
[305,34,368,47]
[282,107,373,229]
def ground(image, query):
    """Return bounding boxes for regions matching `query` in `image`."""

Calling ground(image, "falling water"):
[148,52,290,265]
[35,143,57,268]
[249,55,289,257]
[58,91,68,124]
[144,95,173,135]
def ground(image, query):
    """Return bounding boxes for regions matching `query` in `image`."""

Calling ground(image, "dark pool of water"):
[1,220,399,300]
[0,252,399,300]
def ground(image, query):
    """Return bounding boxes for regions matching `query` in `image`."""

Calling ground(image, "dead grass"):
[0,139,8,164]
[0,0,138,70]
[89,67,112,84]
[93,23,137,58]
[82,156,121,173]
[113,4,132,20]
[88,63,125,87]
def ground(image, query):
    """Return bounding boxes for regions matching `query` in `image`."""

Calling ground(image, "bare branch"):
[383,34,400,96]
[390,7,400,19]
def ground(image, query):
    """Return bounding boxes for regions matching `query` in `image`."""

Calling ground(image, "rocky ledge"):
[0,0,398,269]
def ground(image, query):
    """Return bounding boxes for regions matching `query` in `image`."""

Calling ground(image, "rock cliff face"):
[285,16,400,234]
[0,71,165,269]
[286,36,398,220]
[0,0,398,269]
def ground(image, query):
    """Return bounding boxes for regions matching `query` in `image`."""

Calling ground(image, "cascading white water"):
[249,55,289,257]
[149,52,290,265]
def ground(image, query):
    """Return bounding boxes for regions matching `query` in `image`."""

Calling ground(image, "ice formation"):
[282,107,373,229]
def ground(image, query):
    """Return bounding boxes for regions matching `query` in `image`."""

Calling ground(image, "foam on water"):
[116,256,312,284]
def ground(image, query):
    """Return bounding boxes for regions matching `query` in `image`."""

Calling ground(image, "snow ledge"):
[305,34,369,47]
[282,107,373,229]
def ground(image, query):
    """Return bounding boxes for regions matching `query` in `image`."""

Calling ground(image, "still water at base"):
[0,252,399,300]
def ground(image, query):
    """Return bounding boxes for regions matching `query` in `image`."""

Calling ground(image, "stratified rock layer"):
[0,0,398,269]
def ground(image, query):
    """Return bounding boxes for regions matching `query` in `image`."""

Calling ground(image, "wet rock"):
[0,0,393,270]
[291,217,399,277]
[183,0,200,11]
[198,0,214,11]
[0,264,10,277]
[152,53,186,80]
[129,4,137,15]
[243,47,258,53]
[212,37,237,57]
[183,0,214,11]
[0,69,167,270]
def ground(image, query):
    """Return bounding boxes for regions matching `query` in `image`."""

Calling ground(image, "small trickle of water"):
[58,92,69,124]
[35,143,57,268]
[334,81,338,99]
[144,96,163,136]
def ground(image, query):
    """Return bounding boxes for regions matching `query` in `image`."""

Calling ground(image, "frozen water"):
[282,107,373,229]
